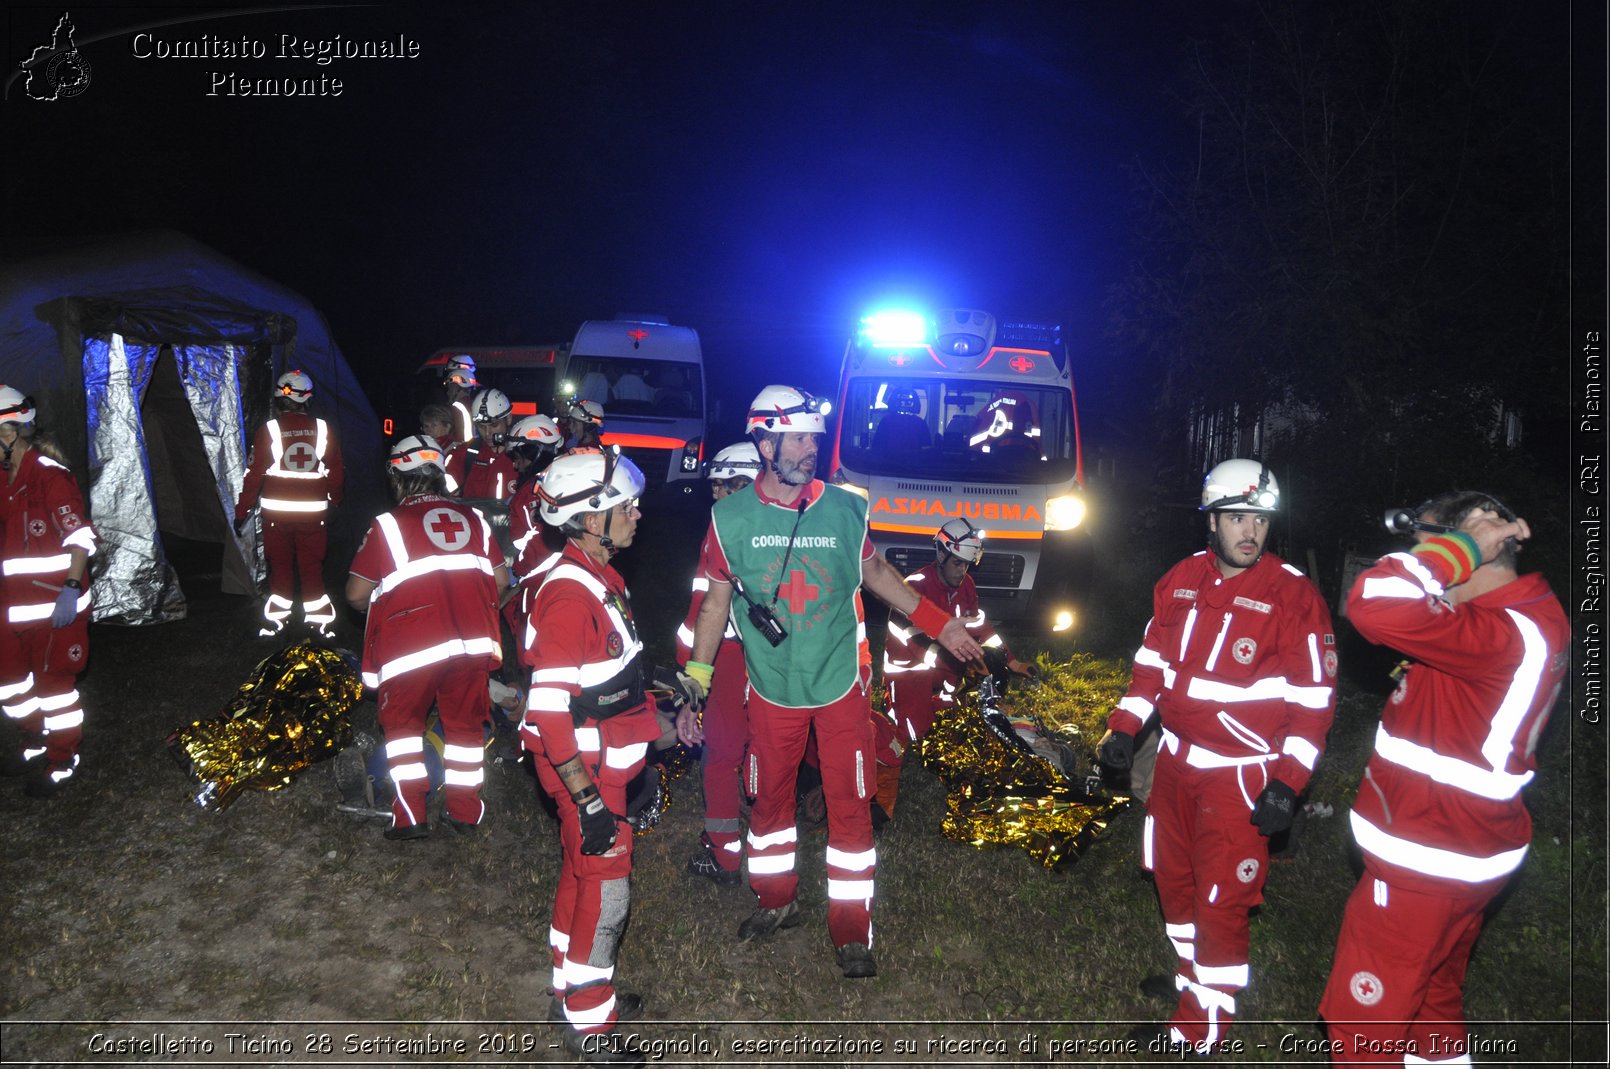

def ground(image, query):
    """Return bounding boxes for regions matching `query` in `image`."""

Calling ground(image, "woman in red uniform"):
[0,386,97,798]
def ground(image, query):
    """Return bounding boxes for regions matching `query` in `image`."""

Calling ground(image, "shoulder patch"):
[1172,588,1197,601]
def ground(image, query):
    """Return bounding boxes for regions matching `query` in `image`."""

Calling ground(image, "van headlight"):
[1044,494,1086,531]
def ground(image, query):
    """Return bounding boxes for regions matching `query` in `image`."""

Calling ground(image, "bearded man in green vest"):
[675,384,984,979]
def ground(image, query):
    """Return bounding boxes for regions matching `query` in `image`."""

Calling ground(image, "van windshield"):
[837,377,1078,483]
[561,357,702,418]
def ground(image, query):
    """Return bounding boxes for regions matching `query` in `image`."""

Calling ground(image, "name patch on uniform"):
[1233,596,1271,614]
[1172,589,1197,601]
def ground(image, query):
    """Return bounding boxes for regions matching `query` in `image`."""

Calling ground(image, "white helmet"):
[537,447,645,526]
[567,398,606,426]
[276,370,313,403]
[444,355,478,388]
[389,434,447,473]
[708,442,763,481]
[934,517,985,564]
[0,386,35,426]
[1201,459,1280,512]
[470,388,512,423]
[508,413,563,449]
[746,384,831,434]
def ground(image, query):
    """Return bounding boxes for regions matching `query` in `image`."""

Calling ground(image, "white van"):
[830,308,1087,630]
[558,317,707,497]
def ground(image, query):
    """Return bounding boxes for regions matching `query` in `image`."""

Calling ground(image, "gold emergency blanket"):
[167,641,364,811]
[921,653,1133,869]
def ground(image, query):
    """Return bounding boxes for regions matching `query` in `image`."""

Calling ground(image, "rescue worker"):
[673,442,763,885]
[418,402,454,445]
[520,448,658,1066]
[506,413,565,561]
[445,388,518,502]
[678,385,985,979]
[562,398,606,452]
[874,516,1036,819]
[1319,492,1566,1066]
[345,435,508,839]
[1098,459,1337,1054]
[441,355,478,445]
[0,387,96,798]
[235,370,345,638]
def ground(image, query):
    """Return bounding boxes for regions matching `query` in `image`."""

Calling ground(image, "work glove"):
[1097,730,1135,771]
[676,663,711,714]
[50,585,80,628]
[575,788,619,855]
[1251,779,1298,836]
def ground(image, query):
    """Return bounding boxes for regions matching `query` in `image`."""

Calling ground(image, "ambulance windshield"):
[836,377,1078,482]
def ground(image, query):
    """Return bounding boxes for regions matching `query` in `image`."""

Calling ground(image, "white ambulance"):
[829,308,1087,630]
[557,317,708,499]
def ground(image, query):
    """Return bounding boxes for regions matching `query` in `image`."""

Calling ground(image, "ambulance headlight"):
[1044,494,1086,531]
[1051,609,1076,633]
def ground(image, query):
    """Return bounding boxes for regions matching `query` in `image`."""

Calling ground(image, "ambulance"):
[829,308,1086,630]
[556,317,708,499]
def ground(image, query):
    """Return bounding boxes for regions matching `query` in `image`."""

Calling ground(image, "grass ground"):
[0,515,1599,1067]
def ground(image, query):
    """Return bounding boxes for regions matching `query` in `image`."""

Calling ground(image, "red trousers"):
[1145,742,1275,1053]
[532,712,651,1035]
[1320,876,1489,1066]
[377,658,488,827]
[699,639,751,873]
[745,684,876,948]
[0,620,89,780]
[262,517,330,632]
[887,667,947,746]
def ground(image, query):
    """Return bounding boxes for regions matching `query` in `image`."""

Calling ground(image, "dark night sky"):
[0,1,1586,446]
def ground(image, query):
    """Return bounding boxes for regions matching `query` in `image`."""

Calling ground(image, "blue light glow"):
[859,309,930,348]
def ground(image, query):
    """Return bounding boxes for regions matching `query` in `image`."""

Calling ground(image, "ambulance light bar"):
[859,309,930,349]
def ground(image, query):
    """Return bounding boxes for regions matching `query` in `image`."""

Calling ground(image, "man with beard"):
[1098,459,1337,1055]
[679,385,985,979]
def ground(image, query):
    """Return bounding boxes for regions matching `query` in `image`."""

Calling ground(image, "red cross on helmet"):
[0,386,36,426]
[746,385,831,434]
[389,434,446,472]
[537,446,645,526]
[276,370,314,403]
[934,517,985,564]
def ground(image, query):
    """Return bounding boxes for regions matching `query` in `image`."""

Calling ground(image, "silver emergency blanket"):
[84,334,260,624]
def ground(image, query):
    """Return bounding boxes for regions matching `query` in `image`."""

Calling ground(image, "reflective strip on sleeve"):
[1349,810,1528,883]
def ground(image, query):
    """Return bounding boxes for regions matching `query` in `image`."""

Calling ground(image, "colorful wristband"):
[1411,531,1481,586]
[685,660,714,689]
[909,598,951,641]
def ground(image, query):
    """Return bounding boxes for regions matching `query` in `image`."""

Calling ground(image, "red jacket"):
[0,450,96,629]
[1345,551,1567,899]
[1108,550,1337,794]
[349,494,501,689]
[520,542,659,770]
[236,411,344,523]
[445,442,517,502]
[882,562,1009,681]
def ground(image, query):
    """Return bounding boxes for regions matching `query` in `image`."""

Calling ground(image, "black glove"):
[1097,731,1135,771]
[575,788,619,855]
[1251,779,1298,836]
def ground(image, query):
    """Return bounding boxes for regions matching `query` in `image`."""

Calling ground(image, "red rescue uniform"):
[1109,550,1336,1053]
[1320,544,1566,1066]
[350,494,501,829]
[236,410,345,635]
[520,542,659,1036]
[0,450,96,784]
[445,441,517,502]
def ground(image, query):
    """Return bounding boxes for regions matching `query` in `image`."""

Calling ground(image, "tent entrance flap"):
[85,334,258,625]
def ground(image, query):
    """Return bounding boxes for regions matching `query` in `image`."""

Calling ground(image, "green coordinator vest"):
[711,482,869,708]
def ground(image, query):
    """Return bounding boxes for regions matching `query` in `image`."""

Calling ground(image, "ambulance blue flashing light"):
[859,309,930,349]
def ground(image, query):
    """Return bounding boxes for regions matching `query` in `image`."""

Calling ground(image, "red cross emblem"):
[888,354,910,367]
[283,442,319,473]
[423,507,471,551]
[627,328,649,346]
[1008,355,1035,373]
[775,569,820,614]
[1349,970,1384,1006]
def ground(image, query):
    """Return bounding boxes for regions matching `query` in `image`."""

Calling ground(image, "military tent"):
[0,231,384,624]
